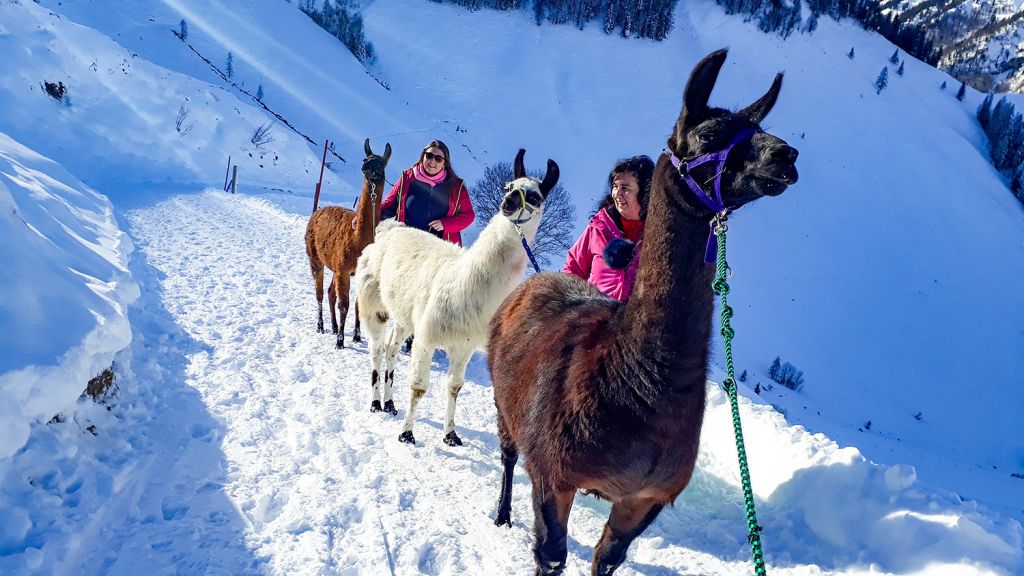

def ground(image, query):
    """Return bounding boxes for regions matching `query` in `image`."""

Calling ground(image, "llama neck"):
[356,178,384,238]
[617,157,717,387]
[463,214,535,292]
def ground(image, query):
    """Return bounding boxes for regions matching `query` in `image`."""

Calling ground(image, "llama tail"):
[355,242,384,314]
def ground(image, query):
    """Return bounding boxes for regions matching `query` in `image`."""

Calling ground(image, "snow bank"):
[0,132,138,459]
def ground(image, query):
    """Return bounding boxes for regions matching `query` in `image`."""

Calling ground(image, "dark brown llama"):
[487,49,800,576]
[305,138,391,348]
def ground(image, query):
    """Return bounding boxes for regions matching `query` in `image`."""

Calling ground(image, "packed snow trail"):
[116,189,762,575]
[100,189,1018,576]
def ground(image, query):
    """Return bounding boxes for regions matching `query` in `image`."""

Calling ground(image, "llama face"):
[668,50,799,211]
[362,139,392,183]
[500,179,546,225]
[500,149,561,225]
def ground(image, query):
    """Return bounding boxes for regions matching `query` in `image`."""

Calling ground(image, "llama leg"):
[352,297,361,343]
[327,275,339,334]
[398,338,432,445]
[381,326,406,416]
[335,275,351,349]
[494,417,518,527]
[362,308,388,413]
[441,348,472,446]
[530,480,575,576]
[591,497,664,576]
[312,261,325,333]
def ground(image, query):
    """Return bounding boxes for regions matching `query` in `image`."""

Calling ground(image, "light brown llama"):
[305,138,391,348]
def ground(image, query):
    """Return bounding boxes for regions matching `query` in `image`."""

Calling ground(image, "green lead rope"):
[710,212,768,576]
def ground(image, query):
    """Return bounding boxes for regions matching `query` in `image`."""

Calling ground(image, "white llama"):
[355,149,559,446]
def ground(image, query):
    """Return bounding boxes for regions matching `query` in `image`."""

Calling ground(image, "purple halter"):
[668,128,760,263]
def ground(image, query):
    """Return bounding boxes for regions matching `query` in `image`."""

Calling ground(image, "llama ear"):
[514,149,526,180]
[740,72,783,124]
[539,159,559,198]
[681,49,727,121]
[383,143,392,163]
[364,138,372,158]
[671,49,728,149]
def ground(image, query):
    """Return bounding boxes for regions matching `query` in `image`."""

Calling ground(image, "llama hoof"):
[370,400,382,413]
[494,513,512,528]
[443,431,463,447]
[383,400,398,416]
[316,325,325,334]
[335,338,344,349]
[398,431,416,445]
[353,334,361,343]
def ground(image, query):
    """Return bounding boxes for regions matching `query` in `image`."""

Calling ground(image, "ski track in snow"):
[113,189,770,576]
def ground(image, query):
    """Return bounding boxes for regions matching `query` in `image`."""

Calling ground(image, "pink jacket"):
[562,208,643,302]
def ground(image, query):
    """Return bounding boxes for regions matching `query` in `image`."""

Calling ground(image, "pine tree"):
[989,99,1014,168]
[768,357,782,380]
[889,48,899,64]
[847,46,855,59]
[978,93,995,130]
[256,83,264,102]
[956,81,966,101]
[874,67,888,94]
[226,52,234,78]
[1005,114,1024,171]
[896,61,904,76]
[178,19,188,41]
[603,0,623,34]
[803,13,818,34]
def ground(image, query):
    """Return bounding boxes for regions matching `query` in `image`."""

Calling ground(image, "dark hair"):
[595,155,655,222]
[415,139,459,180]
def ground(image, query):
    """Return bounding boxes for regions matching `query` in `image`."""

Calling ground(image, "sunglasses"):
[423,152,446,163]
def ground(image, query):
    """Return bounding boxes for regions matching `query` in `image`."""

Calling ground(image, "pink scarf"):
[413,164,447,186]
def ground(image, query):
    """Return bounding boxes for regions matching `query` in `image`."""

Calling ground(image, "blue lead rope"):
[521,235,541,273]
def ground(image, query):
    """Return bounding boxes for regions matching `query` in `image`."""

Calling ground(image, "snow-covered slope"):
[0,0,1022,573]
[0,0,325,191]
[0,131,137,459]
[882,0,1024,92]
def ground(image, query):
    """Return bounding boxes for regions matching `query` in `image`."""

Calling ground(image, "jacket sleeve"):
[379,174,403,220]
[440,181,476,233]
[562,225,594,280]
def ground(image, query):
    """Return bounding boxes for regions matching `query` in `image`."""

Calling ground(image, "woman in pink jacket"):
[562,155,655,301]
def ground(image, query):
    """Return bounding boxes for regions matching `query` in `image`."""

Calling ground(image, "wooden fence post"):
[312,139,329,213]
[230,165,238,194]
[223,155,232,191]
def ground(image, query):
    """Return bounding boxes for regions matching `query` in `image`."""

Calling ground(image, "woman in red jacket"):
[379,140,475,246]
[562,155,654,302]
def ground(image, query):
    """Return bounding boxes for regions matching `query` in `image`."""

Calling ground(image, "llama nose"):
[500,198,516,216]
[772,145,799,164]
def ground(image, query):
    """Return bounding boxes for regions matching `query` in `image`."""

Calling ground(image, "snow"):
[0,131,138,459]
[0,0,1022,574]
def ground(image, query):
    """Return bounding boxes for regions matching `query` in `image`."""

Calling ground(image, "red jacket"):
[379,169,475,246]
[562,208,643,302]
